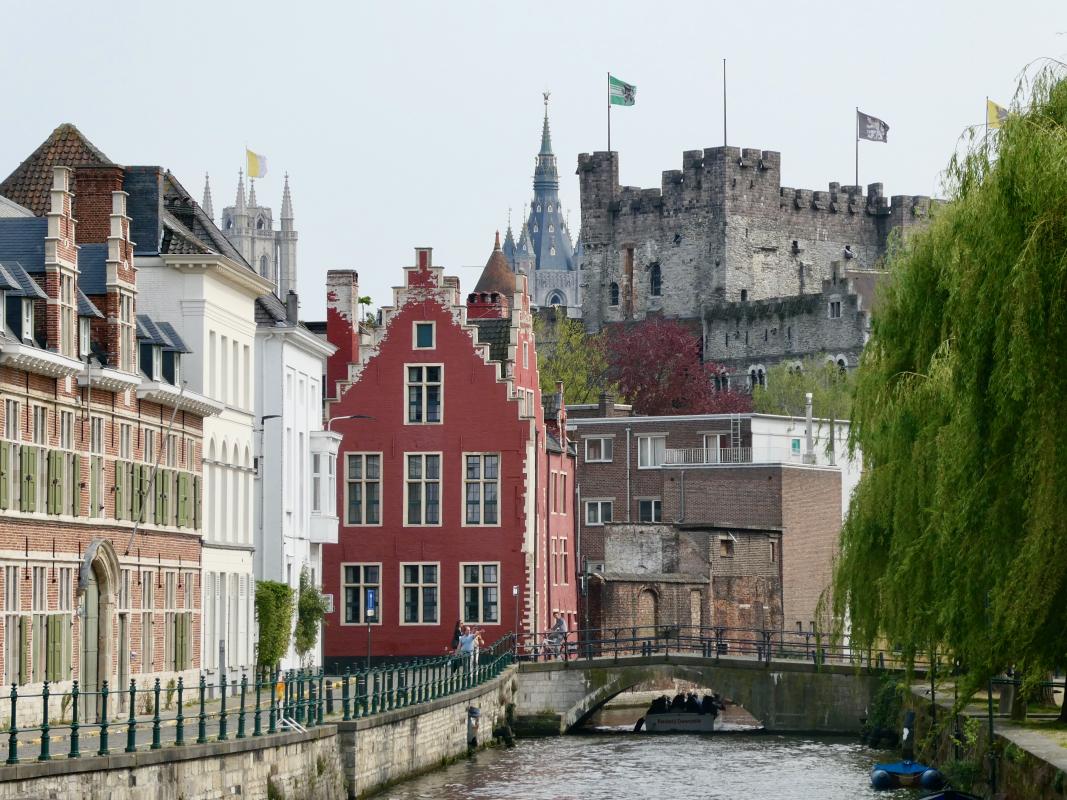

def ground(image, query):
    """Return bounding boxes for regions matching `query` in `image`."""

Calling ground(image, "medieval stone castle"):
[502,97,934,388]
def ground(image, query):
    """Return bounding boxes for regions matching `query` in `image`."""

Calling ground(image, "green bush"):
[256,580,295,669]
[294,567,329,664]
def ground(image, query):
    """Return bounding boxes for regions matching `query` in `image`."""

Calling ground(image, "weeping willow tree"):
[833,66,1067,706]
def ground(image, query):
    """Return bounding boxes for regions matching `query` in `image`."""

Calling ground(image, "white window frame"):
[584,437,613,463]
[462,452,500,527]
[637,498,662,523]
[59,411,73,450]
[344,452,381,526]
[585,499,613,526]
[460,562,500,625]
[120,423,132,460]
[399,562,440,626]
[119,293,136,373]
[4,399,20,441]
[637,434,667,469]
[404,364,443,425]
[340,563,382,626]
[59,274,76,358]
[21,299,34,344]
[31,406,46,446]
[412,321,436,350]
[404,452,441,527]
[311,453,322,513]
[79,317,91,359]
[90,416,104,455]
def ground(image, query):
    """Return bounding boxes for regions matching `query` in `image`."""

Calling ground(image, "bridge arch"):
[514,654,882,736]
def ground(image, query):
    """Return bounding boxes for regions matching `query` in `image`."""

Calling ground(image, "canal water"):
[376,708,924,800]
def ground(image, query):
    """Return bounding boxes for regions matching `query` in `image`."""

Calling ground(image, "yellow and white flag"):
[246,148,268,179]
[987,99,1009,130]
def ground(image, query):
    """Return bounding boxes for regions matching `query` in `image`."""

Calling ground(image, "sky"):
[1,1,1064,319]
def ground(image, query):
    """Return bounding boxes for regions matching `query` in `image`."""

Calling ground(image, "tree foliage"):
[294,567,329,664]
[533,312,615,404]
[603,318,751,415]
[832,68,1067,696]
[752,357,855,420]
[255,580,294,670]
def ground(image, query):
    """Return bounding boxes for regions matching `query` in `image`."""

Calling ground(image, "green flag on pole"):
[609,75,636,106]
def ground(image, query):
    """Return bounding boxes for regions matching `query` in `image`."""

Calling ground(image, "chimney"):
[74,165,126,243]
[804,392,814,464]
[326,270,361,399]
[286,290,299,324]
[598,391,615,418]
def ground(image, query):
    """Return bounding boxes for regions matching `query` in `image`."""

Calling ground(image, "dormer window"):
[152,346,163,381]
[79,317,91,359]
[21,300,34,344]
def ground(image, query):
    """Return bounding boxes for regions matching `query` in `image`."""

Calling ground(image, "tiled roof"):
[474,236,516,296]
[78,243,108,293]
[546,432,564,453]
[255,293,287,325]
[137,315,187,352]
[0,218,47,272]
[160,211,212,255]
[0,124,114,216]
[471,318,511,363]
[77,289,104,319]
[162,172,247,265]
[0,261,47,299]
[0,264,22,292]
[156,321,190,353]
[0,195,32,218]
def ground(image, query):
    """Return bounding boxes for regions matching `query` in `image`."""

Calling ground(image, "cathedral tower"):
[217,171,298,298]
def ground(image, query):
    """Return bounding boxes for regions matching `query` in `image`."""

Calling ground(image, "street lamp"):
[512,585,520,653]
[327,413,374,432]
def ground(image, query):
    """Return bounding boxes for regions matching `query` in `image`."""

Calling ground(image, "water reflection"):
[376,729,922,800]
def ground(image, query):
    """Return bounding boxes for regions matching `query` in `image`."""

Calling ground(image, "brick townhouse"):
[569,398,857,640]
[321,239,577,665]
[0,140,220,719]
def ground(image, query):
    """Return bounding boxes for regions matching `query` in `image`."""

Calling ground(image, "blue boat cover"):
[873,761,928,776]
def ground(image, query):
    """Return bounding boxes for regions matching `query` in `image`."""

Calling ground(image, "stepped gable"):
[0,123,113,215]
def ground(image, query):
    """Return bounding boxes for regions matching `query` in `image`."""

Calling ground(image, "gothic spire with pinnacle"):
[202,173,214,221]
[539,91,553,155]
[235,169,246,214]
[248,178,257,208]
[281,173,293,220]
[533,91,559,192]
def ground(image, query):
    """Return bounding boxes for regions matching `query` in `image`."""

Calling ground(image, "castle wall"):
[577,146,932,341]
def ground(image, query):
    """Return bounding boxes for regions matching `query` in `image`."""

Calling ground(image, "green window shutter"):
[177,473,187,527]
[131,463,141,522]
[0,440,9,511]
[193,476,201,530]
[175,613,184,668]
[71,454,81,517]
[114,461,124,521]
[18,447,28,512]
[154,470,163,525]
[18,617,28,684]
[46,452,57,515]
[88,457,97,517]
[46,616,57,682]
[24,447,36,513]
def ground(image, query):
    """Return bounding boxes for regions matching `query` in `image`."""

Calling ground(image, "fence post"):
[253,669,263,737]
[37,681,50,761]
[318,670,325,725]
[295,670,305,725]
[307,679,316,729]
[342,668,351,721]
[69,681,80,758]
[5,684,16,765]
[268,670,278,734]
[150,678,162,750]
[197,674,207,744]
[98,681,110,756]
[218,672,229,741]
[237,672,247,739]
[175,677,185,746]
[125,679,138,753]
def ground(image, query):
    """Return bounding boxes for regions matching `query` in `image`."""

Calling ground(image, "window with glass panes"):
[60,274,76,357]
[3,566,22,685]
[638,499,662,522]
[342,564,380,624]
[406,365,442,423]
[464,454,499,525]
[585,499,613,525]
[637,435,667,468]
[461,563,499,624]
[401,563,438,624]
[345,453,380,525]
[141,571,155,672]
[405,453,440,525]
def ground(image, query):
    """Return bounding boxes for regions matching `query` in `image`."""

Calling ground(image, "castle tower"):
[503,94,580,313]
[219,169,298,298]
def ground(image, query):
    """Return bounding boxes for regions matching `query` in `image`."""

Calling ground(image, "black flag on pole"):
[857,110,889,142]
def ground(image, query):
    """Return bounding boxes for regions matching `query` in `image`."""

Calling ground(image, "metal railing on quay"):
[0,635,515,766]
[516,624,927,672]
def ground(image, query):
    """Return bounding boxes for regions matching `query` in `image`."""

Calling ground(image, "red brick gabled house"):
[321,240,577,664]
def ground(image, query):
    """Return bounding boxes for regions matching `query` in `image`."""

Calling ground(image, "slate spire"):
[235,169,246,214]
[281,173,293,221]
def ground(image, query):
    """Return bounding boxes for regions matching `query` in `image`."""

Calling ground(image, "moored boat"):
[642,712,720,733]
[870,760,944,791]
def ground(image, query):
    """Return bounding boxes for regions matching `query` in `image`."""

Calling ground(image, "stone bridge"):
[514,653,886,735]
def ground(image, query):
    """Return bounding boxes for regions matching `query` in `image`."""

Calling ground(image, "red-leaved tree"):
[603,318,751,416]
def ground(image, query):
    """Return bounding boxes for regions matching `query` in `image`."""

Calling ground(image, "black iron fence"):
[0,634,514,765]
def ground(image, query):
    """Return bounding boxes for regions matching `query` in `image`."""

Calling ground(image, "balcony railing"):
[663,447,806,466]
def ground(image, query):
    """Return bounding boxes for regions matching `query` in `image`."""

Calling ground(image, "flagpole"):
[854,107,859,187]
[607,72,612,153]
[723,58,728,147]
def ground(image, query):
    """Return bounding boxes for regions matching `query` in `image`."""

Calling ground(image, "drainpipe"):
[533,429,539,640]
[804,392,814,464]
[625,427,632,522]
[672,470,686,524]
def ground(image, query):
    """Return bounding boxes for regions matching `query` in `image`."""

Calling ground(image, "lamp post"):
[327,414,374,432]
[512,585,519,653]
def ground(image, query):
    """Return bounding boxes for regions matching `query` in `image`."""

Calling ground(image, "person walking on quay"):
[458,626,483,675]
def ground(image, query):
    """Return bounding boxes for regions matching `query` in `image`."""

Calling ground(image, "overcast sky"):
[2,1,1063,319]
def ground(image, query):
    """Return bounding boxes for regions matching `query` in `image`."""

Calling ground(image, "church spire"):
[202,173,214,221]
[248,178,257,208]
[235,169,246,214]
[281,173,293,221]
[539,91,553,155]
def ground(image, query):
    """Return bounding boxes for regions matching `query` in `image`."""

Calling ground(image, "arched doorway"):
[79,539,118,720]
[635,588,657,631]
